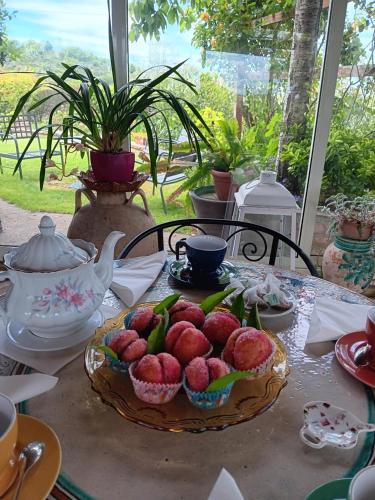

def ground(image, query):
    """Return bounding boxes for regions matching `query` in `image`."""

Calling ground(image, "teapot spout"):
[94,231,125,290]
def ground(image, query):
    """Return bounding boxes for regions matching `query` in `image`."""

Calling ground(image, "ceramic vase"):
[322,235,374,293]
[90,151,135,183]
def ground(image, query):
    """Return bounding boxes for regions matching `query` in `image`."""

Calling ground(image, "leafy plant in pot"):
[322,194,375,241]
[4,61,210,188]
[204,118,260,201]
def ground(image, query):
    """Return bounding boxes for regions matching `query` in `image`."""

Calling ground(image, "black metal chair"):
[118,218,319,276]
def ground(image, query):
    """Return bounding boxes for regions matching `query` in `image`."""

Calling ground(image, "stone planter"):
[189,186,234,237]
[322,235,375,293]
[67,188,157,258]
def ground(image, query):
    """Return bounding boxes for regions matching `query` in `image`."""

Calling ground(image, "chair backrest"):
[0,114,37,139]
[118,218,319,276]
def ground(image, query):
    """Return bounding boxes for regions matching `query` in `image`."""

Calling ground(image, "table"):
[1,262,375,500]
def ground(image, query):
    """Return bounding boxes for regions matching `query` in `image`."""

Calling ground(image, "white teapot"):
[0,216,124,338]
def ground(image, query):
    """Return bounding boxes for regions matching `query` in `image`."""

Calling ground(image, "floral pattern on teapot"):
[29,278,102,315]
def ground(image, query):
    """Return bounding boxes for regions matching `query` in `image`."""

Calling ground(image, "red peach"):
[108,330,139,355]
[157,353,181,384]
[224,327,274,371]
[185,357,209,392]
[134,355,163,384]
[173,327,210,366]
[121,338,148,362]
[207,357,230,380]
[169,300,205,328]
[129,307,157,336]
[165,321,195,353]
[203,312,241,344]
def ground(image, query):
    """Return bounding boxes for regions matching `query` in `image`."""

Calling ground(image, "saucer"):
[169,260,239,289]
[6,310,103,352]
[305,478,351,500]
[2,414,61,500]
[335,331,375,388]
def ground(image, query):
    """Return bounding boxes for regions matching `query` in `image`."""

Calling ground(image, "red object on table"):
[335,330,375,388]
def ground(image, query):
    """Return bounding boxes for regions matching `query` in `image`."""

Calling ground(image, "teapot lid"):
[10,216,90,272]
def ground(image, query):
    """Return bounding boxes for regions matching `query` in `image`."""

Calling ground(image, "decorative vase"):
[67,189,158,258]
[322,235,375,293]
[211,169,234,201]
[337,220,373,241]
[90,151,135,183]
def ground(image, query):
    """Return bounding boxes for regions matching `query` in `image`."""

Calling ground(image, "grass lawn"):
[0,139,193,223]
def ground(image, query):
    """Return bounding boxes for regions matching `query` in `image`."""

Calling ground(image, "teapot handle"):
[127,189,151,217]
[0,271,9,323]
[74,188,97,213]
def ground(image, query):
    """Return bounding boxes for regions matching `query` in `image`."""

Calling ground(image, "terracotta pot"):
[211,169,235,201]
[337,220,373,241]
[67,189,158,258]
[322,235,375,293]
[90,151,135,183]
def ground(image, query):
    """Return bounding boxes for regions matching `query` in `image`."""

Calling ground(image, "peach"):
[203,312,241,344]
[158,353,182,384]
[165,321,195,353]
[134,354,163,384]
[166,324,211,366]
[133,353,181,384]
[223,327,275,371]
[108,330,138,354]
[121,338,148,362]
[185,357,230,392]
[169,300,205,328]
[129,307,161,337]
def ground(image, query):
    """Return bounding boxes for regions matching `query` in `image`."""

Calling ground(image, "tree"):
[0,0,14,65]
[275,0,323,191]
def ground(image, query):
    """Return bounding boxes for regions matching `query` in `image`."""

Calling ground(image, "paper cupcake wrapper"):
[183,375,234,410]
[102,331,131,376]
[221,339,277,379]
[129,362,182,405]
[123,310,136,330]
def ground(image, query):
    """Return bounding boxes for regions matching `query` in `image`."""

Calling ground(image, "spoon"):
[300,401,375,449]
[353,343,371,367]
[12,441,45,499]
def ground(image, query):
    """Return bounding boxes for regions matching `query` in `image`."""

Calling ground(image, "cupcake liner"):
[221,339,277,380]
[123,310,136,330]
[102,331,131,376]
[183,375,234,410]
[129,363,182,405]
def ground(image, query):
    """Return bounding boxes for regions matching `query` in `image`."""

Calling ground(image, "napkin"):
[0,304,118,375]
[0,373,58,403]
[305,296,373,345]
[111,251,168,306]
[207,468,244,500]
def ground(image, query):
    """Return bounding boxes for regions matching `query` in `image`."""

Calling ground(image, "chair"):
[118,218,319,276]
[0,114,63,179]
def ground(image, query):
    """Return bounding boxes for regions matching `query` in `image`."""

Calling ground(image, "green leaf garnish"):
[199,288,236,315]
[247,303,262,330]
[147,309,169,354]
[230,290,245,322]
[206,370,255,392]
[97,345,118,360]
[153,293,181,314]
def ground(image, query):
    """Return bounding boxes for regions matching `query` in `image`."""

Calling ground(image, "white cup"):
[349,465,375,500]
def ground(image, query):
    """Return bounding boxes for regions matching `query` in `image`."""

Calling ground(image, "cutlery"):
[300,401,375,449]
[12,441,45,499]
[353,343,371,367]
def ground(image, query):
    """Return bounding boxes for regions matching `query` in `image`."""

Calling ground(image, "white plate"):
[6,310,103,352]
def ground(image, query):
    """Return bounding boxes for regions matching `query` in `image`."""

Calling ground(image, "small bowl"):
[182,375,234,410]
[102,331,131,376]
[259,302,295,333]
[129,362,182,405]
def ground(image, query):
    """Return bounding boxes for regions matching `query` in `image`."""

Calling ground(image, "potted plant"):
[4,61,210,188]
[321,194,375,293]
[322,194,375,241]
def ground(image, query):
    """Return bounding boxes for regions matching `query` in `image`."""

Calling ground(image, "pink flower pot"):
[90,151,135,183]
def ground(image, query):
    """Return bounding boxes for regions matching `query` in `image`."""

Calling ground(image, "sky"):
[6,0,201,67]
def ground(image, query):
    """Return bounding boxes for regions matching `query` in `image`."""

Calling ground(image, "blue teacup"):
[176,235,227,275]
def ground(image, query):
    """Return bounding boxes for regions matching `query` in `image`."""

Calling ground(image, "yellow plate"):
[85,303,290,433]
[2,414,62,500]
